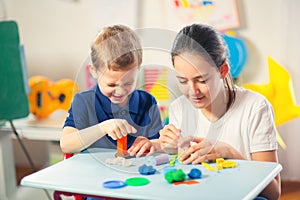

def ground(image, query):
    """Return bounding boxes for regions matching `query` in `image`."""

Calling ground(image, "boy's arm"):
[60,125,106,153]
[60,119,137,153]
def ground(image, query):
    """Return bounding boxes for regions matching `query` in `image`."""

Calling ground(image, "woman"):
[159,24,281,200]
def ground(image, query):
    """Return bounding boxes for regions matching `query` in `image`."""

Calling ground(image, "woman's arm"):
[251,150,281,200]
[178,138,246,164]
[158,124,181,154]
[214,141,246,160]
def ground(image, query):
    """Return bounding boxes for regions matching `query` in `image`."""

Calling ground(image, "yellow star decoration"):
[243,57,300,148]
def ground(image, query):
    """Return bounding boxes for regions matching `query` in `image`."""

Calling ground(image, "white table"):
[0,111,65,200]
[21,148,282,200]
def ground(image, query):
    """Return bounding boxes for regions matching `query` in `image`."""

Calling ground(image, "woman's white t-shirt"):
[169,86,278,160]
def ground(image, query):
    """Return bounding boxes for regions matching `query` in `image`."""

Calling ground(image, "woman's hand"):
[127,136,154,157]
[158,124,181,154]
[98,119,137,140]
[179,137,220,164]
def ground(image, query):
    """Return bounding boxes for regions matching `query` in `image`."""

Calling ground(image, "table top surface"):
[21,148,282,200]
[0,111,66,141]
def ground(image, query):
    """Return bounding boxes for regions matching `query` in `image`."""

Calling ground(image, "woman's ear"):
[88,65,98,79]
[220,62,230,79]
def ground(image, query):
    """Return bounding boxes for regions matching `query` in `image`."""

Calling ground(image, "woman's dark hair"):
[171,23,236,109]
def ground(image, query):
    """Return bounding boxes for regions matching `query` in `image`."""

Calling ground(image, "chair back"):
[0,21,29,120]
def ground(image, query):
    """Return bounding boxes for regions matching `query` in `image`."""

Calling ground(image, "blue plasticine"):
[163,166,177,175]
[138,164,156,175]
[188,168,202,179]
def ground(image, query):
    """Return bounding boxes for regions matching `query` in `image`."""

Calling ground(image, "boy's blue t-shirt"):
[64,85,162,149]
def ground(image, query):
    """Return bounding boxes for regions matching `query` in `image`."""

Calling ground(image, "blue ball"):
[188,168,202,179]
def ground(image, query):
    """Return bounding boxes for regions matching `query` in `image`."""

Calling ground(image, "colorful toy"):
[243,57,300,148]
[138,164,156,175]
[164,169,186,183]
[102,180,126,189]
[104,157,132,167]
[215,158,237,170]
[151,154,169,166]
[201,162,218,172]
[169,155,177,166]
[173,180,200,185]
[115,136,150,158]
[163,166,177,175]
[116,136,129,157]
[125,177,150,186]
[188,168,202,179]
[28,76,79,119]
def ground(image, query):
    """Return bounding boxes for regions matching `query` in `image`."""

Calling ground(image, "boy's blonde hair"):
[91,25,142,71]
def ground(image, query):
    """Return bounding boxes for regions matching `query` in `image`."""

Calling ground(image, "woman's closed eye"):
[177,77,188,84]
[124,82,134,86]
[178,80,188,84]
[177,78,208,85]
[196,78,208,84]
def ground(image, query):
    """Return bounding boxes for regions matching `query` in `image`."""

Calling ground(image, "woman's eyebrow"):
[176,74,208,79]
[176,75,186,79]
[193,74,208,79]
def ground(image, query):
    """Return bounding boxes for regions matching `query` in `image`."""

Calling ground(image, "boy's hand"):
[127,136,154,157]
[158,124,181,154]
[98,119,137,140]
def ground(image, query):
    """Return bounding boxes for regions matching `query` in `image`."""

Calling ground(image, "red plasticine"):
[173,180,200,185]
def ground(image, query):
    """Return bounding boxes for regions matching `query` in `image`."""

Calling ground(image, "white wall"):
[2,0,138,87]
[2,0,300,181]
[276,0,300,181]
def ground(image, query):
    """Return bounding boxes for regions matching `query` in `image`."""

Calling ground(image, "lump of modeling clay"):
[105,157,132,167]
[164,169,186,183]
[138,164,156,175]
[188,168,202,179]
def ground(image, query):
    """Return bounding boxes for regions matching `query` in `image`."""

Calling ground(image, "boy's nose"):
[114,86,126,95]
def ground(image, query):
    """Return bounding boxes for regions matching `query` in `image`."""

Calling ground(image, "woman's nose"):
[188,82,200,94]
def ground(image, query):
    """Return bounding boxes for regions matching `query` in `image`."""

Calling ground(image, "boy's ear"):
[89,65,98,79]
[220,62,230,79]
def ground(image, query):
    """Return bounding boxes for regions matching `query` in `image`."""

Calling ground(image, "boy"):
[60,25,162,157]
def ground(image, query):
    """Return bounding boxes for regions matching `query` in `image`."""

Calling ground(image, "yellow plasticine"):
[214,158,237,170]
[202,162,217,171]
[169,155,177,166]
[216,158,225,164]
[177,153,183,163]
[216,163,223,170]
